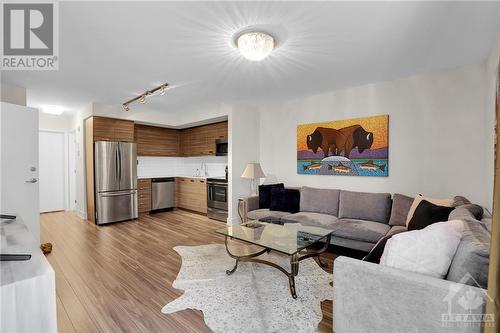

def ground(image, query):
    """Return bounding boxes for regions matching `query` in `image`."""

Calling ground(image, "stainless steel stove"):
[207,177,228,222]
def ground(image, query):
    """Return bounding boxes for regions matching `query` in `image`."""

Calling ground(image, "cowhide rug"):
[161,243,333,333]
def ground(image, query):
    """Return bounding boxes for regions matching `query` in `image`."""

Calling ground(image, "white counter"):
[0,218,57,333]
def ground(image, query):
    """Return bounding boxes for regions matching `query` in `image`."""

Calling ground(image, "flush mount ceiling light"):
[42,105,65,115]
[122,83,169,111]
[236,31,275,61]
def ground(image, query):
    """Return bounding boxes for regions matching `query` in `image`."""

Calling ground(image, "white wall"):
[0,84,26,106]
[72,104,93,219]
[259,62,495,211]
[228,103,260,223]
[39,112,73,131]
[137,156,227,178]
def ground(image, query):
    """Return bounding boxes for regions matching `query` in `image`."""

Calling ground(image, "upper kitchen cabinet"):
[180,121,228,157]
[92,116,134,142]
[213,121,228,140]
[134,124,180,156]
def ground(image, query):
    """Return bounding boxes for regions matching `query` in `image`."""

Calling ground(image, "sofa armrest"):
[238,196,259,223]
[333,256,487,333]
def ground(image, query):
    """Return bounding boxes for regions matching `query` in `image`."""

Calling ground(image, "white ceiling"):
[3,1,500,114]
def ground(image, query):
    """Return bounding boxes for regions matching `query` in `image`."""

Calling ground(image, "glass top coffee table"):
[216,221,333,299]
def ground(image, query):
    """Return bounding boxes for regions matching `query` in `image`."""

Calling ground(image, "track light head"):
[159,85,167,96]
[122,83,169,111]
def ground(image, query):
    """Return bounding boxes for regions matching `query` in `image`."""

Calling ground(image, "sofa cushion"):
[247,209,290,221]
[388,194,413,226]
[449,205,484,221]
[300,186,340,216]
[447,217,491,289]
[338,190,392,224]
[333,219,391,243]
[258,183,284,209]
[269,188,300,213]
[407,200,454,231]
[386,225,407,237]
[452,195,471,207]
[281,212,338,229]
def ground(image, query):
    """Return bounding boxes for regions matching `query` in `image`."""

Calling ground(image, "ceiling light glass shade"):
[237,32,274,61]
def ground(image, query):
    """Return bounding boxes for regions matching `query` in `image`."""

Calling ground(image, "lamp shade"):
[241,163,265,179]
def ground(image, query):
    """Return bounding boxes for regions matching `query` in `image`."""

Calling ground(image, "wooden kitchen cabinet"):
[134,124,180,156]
[179,121,227,157]
[92,116,134,142]
[175,177,207,214]
[138,178,152,214]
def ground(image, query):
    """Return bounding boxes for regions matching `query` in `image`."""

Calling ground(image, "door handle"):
[25,178,38,183]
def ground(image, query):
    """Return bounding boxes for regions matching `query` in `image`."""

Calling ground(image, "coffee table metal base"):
[223,234,331,299]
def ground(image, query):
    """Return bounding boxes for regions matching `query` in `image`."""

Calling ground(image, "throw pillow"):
[269,188,300,213]
[269,188,298,213]
[407,200,454,231]
[388,193,414,226]
[406,194,453,226]
[258,183,284,209]
[380,220,464,279]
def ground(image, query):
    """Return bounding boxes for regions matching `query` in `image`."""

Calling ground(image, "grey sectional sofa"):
[333,206,492,333]
[241,186,406,252]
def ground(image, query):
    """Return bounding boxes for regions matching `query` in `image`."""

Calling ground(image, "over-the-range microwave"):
[216,139,228,156]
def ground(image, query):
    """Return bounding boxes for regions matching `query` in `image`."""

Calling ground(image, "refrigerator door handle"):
[115,146,119,183]
[100,190,136,198]
[117,145,121,187]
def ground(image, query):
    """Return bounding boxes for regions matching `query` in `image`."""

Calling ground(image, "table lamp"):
[241,162,265,196]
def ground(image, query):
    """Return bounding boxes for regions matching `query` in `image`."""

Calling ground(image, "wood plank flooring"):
[40,210,337,332]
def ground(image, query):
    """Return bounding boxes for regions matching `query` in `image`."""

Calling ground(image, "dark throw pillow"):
[408,200,454,231]
[269,188,300,213]
[363,235,393,264]
[258,183,284,209]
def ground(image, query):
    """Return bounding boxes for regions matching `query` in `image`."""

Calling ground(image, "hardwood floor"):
[40,210,336,332]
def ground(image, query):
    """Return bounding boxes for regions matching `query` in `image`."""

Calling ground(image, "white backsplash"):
[137,156,228,178]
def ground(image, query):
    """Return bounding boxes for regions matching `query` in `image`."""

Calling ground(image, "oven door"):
[207,183,227,210]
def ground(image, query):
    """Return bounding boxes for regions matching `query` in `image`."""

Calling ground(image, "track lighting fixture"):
[122,83,169,111]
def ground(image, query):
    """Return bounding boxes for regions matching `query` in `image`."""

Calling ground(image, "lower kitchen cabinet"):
[175,177,207,214]
[138,178,152,214]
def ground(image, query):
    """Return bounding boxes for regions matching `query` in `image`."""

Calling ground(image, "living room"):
[1,1,499,333]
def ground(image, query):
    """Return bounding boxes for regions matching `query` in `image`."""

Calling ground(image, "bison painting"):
[306,125,374,159]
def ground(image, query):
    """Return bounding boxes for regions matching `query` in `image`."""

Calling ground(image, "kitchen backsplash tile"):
[137,156,228,178]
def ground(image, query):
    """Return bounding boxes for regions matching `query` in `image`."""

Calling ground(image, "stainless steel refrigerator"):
[95,141,138,225]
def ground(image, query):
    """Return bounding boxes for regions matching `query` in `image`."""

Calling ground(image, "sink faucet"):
[200,162,208,177]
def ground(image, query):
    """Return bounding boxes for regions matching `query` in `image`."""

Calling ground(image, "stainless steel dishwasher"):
[151,178,175,213]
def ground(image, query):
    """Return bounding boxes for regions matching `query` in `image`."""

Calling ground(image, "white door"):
[0,103,40,242]
[39,131,65,213]
[68,131,77,211]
